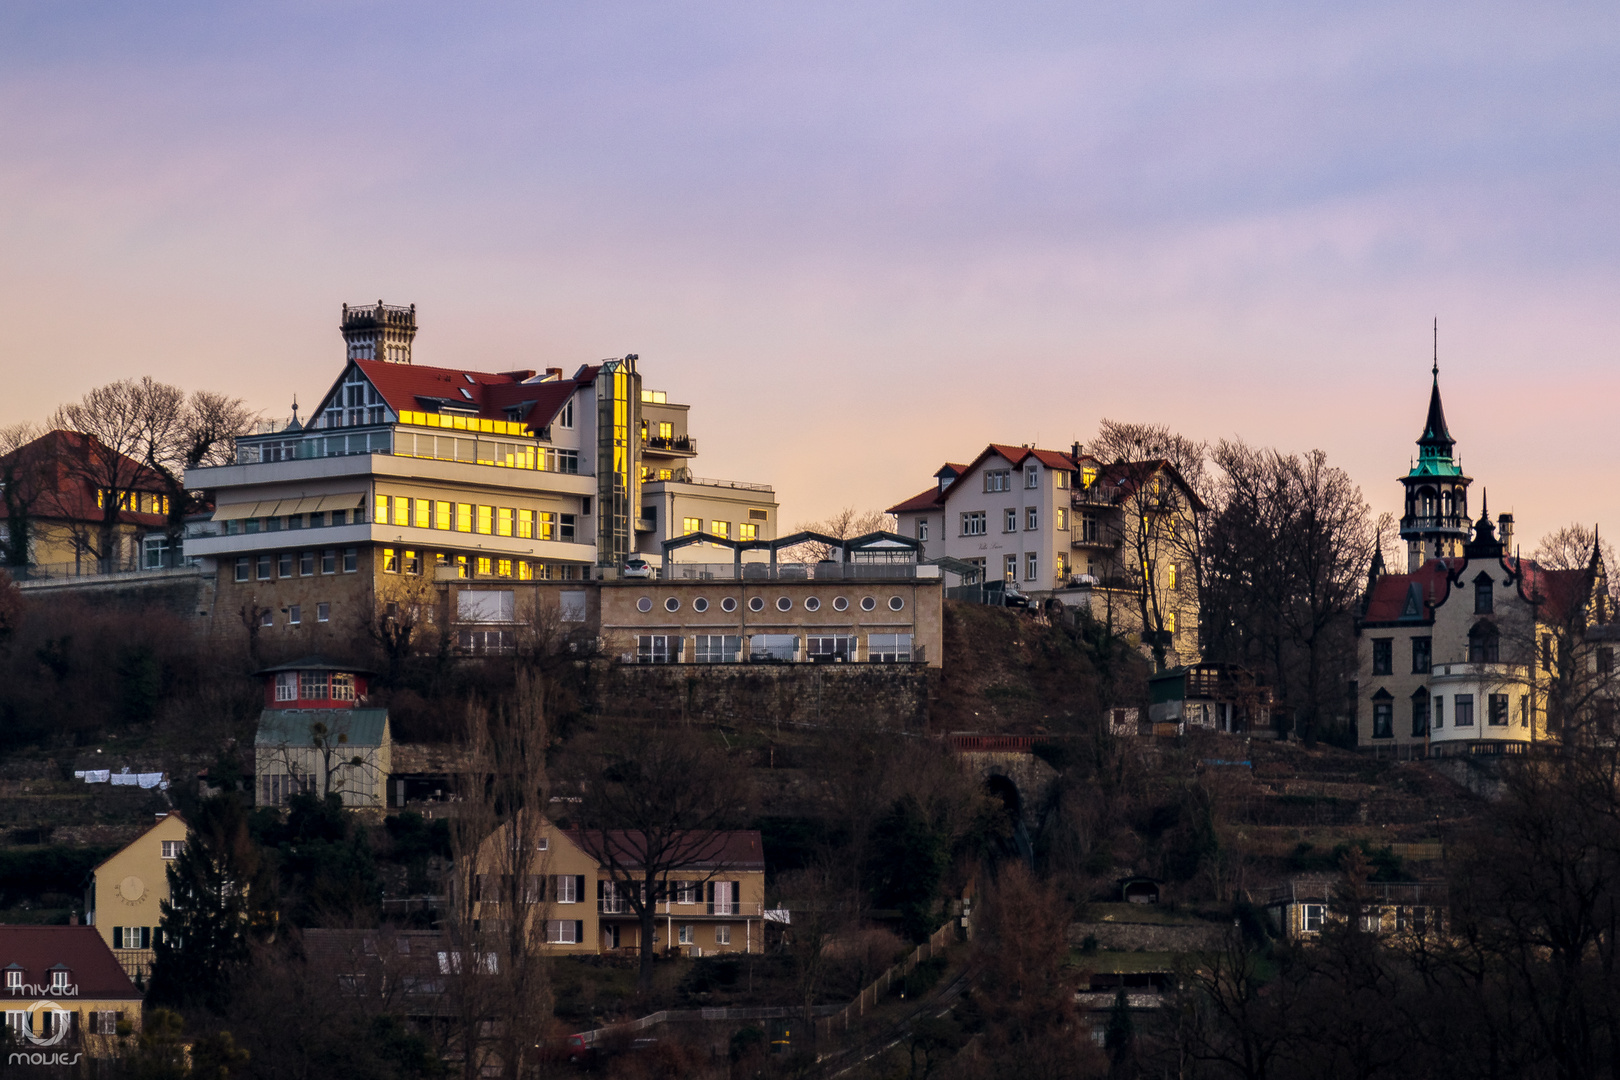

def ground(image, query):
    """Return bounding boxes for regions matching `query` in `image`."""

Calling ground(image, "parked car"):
[622,557,655,579]
[1001,583,1031,609]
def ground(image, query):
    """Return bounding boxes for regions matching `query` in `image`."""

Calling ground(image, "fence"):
[660,562,937,582]
[816,918,959,1037]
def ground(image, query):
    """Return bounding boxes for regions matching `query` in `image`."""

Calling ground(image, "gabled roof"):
[886,486,944,514]
[0,926,142,1000]
[1092,458,1211,512]
[313,360,585,433]
[1361,559,1458,623]
[1515,560,1593,626]
[566,829,765,873]
[1362,554,1596,628]
[254,655,377,677]
[256,709,389,748]
[91,812,186,875]
[0,429,169,526]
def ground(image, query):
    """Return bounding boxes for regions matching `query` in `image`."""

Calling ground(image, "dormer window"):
[1025,463,1039,488]
[557,399,574,429]
[5,968,20,989]
[49,969,69,992]
[1475,575,1495,614]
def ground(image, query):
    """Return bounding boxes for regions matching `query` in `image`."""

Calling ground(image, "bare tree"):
[568,725,744,994]
[50,382,155,570]
[0,423,47,569]
[366,569,442,680]
[775,859,857,1029]
[778,507,896,563]
[444,674,555,1080]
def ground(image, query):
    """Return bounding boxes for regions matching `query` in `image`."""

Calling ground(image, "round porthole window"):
[665,597,681,612]
[776,596,793,612]
[860,596,876,612]
[805,597,821,612]
[722,597,738,613]
[833,597,849,612]
[693,597,709,613]
[748,596,765,612]
[889,596,905,611]
[636,596,653,613]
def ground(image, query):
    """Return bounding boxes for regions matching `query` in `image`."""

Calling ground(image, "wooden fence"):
[815,919,959,1038]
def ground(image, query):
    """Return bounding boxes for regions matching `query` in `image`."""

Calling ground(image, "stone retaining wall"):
[1068,920,1225,951]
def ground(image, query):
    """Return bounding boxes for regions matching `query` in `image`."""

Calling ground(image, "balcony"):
[599,900,765,917]
[1400,514,1469,535]
[644,469,772,493]
[642,433,697,456]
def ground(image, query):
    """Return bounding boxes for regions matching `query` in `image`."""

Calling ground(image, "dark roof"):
[1362,555,1593,626]
[1418,371,1454,450]
[1092,458,1210,513]
[254,655,377,677]
[0,926,142,1000]
[0,429,170,527]
[565,830,765,873]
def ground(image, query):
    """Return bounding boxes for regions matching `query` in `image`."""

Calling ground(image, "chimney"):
[1498,513,1514,555]
[545,368,563,381]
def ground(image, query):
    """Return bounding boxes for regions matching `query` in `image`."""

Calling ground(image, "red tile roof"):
[321,361,584,433]
[1361,559,1458,623]
[0,926,142,1001]
[0,430,169,527]
[565,830,764,873]
[886,486,944,515]
[1361,555,1594,626]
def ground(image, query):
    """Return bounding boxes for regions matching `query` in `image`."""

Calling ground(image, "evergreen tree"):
[148,793,276,1013]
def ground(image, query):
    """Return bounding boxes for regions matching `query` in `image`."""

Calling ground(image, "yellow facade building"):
[1,925,144,1062]
[84,812,187,981]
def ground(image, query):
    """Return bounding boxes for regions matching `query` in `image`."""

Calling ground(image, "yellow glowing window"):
[1082,467,1097,489]
[1168,563,1179,589]
[414,500,430,529]
[1165,611,1177,632]
[477,506,493,534]
[683,517,700,536]
[658,469,672,480]
[456,504,472,532]
[658,422,673,439]
[738,523,757,541]
[537,511,555,541]
[497,559,512,578]
[404,550,419,574]
[476,557,491,576]
[711,521,729,539]
[497,508,514,537]
[382,548,398,573]
[392,496,410,526]
[436,501,452,529]
[518,561,533,581]
[518,509,534,539]
[456,555,468,573]
[375,495,389,525]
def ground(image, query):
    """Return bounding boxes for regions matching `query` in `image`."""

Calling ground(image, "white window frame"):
[554,875,579,904]
[678,924,694,946]
[274,672,297,702]
[637,635,681,664]
[984,470,1010,493]
[161,840,182,860]
[1302,904,1325,933]
[1004,554,1017,581]
[961,511,986,537]
[1026,506,1038,530]
[1025,552,1038,581]
[693,635,740,663]
[1003,508,1017,533]
[715,924,731,945]
[1025,463,1039,488]
[869,633,913,662]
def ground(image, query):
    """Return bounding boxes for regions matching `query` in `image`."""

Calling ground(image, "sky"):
[2,1,1618,547]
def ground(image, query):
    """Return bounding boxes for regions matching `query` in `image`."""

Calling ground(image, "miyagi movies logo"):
[7,1000,82,1067]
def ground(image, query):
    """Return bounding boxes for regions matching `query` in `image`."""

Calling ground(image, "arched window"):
[1468,621,1500,663]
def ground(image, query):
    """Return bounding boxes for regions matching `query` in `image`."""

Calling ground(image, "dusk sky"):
[3,1,1617,545]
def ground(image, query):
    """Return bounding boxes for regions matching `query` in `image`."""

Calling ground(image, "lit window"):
[392,496,410,528]
[476,557,492,576]
[537,511,556,540]
[518,509,534,539]
[738,523,757,541]
[436,501,453,529]
[497,559,512,578]
[414,500,430,529]
[383,548,398,573]
[1054,508,1066,530]
[477,506,493,535]
[1168,563,1178,590]
[456,504,473,532]
[1004,554,1017,581]
[683,517,700,536]
[497,508,514,537]
[711,521,729,539]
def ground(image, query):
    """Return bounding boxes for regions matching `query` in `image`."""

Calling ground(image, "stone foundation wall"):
[598,663,929,729]
[1068,920,1225,951]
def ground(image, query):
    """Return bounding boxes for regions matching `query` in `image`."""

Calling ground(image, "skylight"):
[459,388,473,400]
[463,374,476,384]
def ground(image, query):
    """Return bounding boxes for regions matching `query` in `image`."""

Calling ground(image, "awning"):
[212,502,263,522]
[315,492,366,512]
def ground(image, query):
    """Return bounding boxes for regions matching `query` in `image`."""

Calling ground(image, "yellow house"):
[85,812,187,981]
[464,818,768,956]
[467,816,602,955]
[1,925,143,1061]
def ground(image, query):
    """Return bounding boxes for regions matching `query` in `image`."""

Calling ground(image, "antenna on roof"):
[290,395,299,424]
[1432,317,1439,380]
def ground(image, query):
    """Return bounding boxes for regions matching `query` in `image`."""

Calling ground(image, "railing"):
[948,734,1038,752]
[12,562,204,585]
[1400,515,1468,533]
[625,646,926,667]
[654,472,772,492]
[114,948,155,979]
[1073,486,1118,506]
[660,562,933,582]
[597,901,765,917]
[643,434,697,453]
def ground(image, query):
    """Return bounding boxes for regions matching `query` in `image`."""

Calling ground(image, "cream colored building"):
[255,707,392,809]
[84,812,187,981]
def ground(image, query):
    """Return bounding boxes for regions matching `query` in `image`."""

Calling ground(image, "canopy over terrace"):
[660,529,922,571]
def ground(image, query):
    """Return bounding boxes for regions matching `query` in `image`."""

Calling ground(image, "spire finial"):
[1432,317,1439,380]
